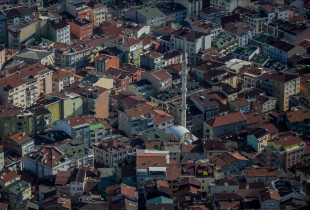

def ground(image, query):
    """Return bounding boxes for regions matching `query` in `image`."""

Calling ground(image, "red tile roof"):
[136,153,166,169]
[150,69,171,80]
[259,189,280,201]
[268,134,304,147]
[0,170,20,183]
[205,112,246,128]
[246,166,277,177]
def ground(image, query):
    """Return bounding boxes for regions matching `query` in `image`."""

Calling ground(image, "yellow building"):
[82,74,114,90]
[87,1,107,26]
[222,72,238,88]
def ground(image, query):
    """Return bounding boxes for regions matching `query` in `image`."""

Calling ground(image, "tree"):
[154,144,160,150]
[159,145,165,151]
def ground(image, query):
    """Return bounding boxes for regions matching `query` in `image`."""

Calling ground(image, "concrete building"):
[204,112,247,139]
[2,132,34,157]
[0,63,53,108]
[47,20,70,44]
[285,108,310,140]
[170,28,211,66]
[127,7,165,29]
[51,40,92,68]
[51,69,75,93]
[91,139,130,167]
[68,19,93,41]
[210,0,247,12]
[66,2,91,19]
[252,95,277,115]
[106,36,143,67]
[156,2,187,24]
[259,189,280,210]
[141,69,172,92]
[94,54,119,73]
[64,81,109,119]
[260,134,306,170]
[223,22,256,47]
[13,48,54,66]
[128,79,155,99]
[53,116,90,145]
[263,37,305,64]
[7,20,47,50]
[140,52,165,70]
[123,24,151,39]
[86,1,107,26]
[237,7,269,33]
[174,0,202,16]
[212,33,238,58]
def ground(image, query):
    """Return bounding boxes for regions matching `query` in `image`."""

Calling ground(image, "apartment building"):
[53,116,90,145]
[245,166,278,186]
[68,19,93,41]
[263,37,305,64]
[0,63,53,108]
[204,112,247,139]
[136,153,169,195]
[128,79,155,99]
[170,28,211,65]
[210,0,246,12]
[223,22,256,47]
[24,141,94,177]
[2,132,34,157]
[92,139,130,167]
[163,50,183,66]
[191,20,222,39]
[260,134,306,170]
[141,70,172,92]
[140,52,165,70]
[66,2,91,19]
[94,54,119,73]
[118,103,154,137]
[51,40,91,68]
[264,19,310,44]
[174,0,202,16]
[52,69,75,93]
[26,104,53,134]
[157,3,187,24]
[212,34,238,58]
[47,19,70,44]
[127,7,165,29]
[86,1,106,26]
[7,19,47,50]
[252,95,277,115]
[259,4,289,22]
[285,109,310,140]
[237,7,268,33]
[13,48,54,66]
[124,24,151,39]
[65,81,109,118]
[106,36,143,67]
[0,180,31,209]
[104,67,133,91]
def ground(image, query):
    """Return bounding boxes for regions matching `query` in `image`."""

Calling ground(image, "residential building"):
[0,105,35,138]
[200,7,229,22]
[128,79,155,99]
[94,54,119,73]
[203,140,228,159]
[86,1,107,26]
[127,7,165,29]
[209,179,240,199]
[64,81,109,119]
[156,3,187,24]
[204,112,247,139]
[252,95,277,115]
[210,152,257,179]
[47,19,70,44]
[138,129,170,143]
[190,93,219,121]
[259,189,280,210]
[264,19,310,44]
[51,69,75,93]
[210,0,247,12]
[53,116,90,145]
[245,166,278,186]
[0,180,31,209]
[163,50,183,66]
[136,153,168,195]
[141,70,172,92]
[36,175,56,208]
[271,178,306,202]
[191,20,222,39]
[92,139,130,167]
[68,19,93,41]
[21,35,54,51]
[285,108,310,139]
[106,36,143,67]
[259,4,289,22]
[141,52,164,70]
[118,103,154,137]
[0,170,20,188]
[66,2,91,19]
[231,46,260,61]
[212,33,238,57]
[170,28,212,65]
[13,48,54,66]
[24,141,94,177]
[0,63,53,108]
[51,40,92,68]
[237,7,268,33]
[260,134,306,169]
[2,132,34,157]
[82,115,110,144]
[229,99,251,113]
[182,144,204,161]
[212,83,239,102]
[0,46,5,69]
[174,0,202,16]
[263,37,305,64]
[45,92,83,119]
[191,60,226,81]
[123,23,151,39]
[7,19,47,50]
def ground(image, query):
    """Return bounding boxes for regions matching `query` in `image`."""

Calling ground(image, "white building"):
[210,0,246,12]
[174,0,202,16]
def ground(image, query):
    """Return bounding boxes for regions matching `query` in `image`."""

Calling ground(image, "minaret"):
[181,38,187,128]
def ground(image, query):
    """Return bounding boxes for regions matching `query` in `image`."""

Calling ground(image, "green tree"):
[159,145,165,151]
[154,144,160,150]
